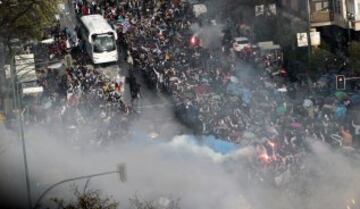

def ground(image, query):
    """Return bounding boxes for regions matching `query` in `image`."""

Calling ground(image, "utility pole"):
[18,81,32,209]
[306,0,312,62]
[0,41,4,111]
[347,12,354,46]
[10,50,33,209]
[306,0,313,90]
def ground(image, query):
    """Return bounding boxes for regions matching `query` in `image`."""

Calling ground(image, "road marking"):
[134,103,172,110]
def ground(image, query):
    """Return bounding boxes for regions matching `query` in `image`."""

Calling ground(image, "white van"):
[79,15,118,64]
[232,37,251,52]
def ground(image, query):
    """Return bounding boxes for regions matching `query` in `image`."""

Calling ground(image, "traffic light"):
[118,163,127,183]
[336,75,346,90]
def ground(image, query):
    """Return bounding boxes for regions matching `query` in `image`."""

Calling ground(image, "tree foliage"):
[253,15,277,41]
[310,48,335,70]
[274,16,305,49]
[50,189,181,209]
[129,195,180,209]
[0,0,59,42]
[51,189,119,209]
[348,41,360,73]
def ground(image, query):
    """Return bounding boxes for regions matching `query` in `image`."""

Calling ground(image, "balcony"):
[352,21,360,31]
[310,11,334,26]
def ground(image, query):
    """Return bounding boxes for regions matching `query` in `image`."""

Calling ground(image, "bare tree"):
[51,189,119,209]
[129,194,180,209]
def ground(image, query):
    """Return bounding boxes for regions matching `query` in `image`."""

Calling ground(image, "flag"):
[122,18,131,33]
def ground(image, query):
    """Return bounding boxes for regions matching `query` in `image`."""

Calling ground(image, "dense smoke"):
[1,44,358,209]
[1,102,360,209]
[1,1,359,209]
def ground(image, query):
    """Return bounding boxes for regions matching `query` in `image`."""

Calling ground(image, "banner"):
[310,31,321,46]
[297,33,308,47]
[268,4,277,15]
[297,32,321,47]
[255,5,264,16]
[15,54,36,83]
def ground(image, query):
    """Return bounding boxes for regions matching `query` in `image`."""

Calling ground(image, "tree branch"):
[0,0,39,29]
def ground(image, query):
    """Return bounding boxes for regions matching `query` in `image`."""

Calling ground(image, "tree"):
[252,15,277,41]
[273,16,302,48]
[348,41,360,73]
[49,188,181,209]
[51,189,119,209]
[309,47,337,77]
[129,195,180,209]
[0,0,59,43]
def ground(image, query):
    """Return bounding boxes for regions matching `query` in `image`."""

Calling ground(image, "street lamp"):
[10,55,33,209]
[33,163,127,209]
[306,0,313,91]
[10,52,46,209]
[347,12,355,45]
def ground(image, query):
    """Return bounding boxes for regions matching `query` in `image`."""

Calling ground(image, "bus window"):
[92,34,116,53]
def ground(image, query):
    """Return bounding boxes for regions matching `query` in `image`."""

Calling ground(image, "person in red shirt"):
[81,4,89,16]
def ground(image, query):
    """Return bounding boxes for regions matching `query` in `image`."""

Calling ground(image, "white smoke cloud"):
[0,124,253,209]
[2,120,360,209]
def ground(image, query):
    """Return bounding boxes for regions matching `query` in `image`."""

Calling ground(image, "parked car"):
[232,37,251,52]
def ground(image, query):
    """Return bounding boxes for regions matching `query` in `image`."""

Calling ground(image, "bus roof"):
[80,15,114,34]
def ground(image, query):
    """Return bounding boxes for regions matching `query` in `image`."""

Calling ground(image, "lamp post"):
[306,0,313,91]
[306,0,312,59]
[10,53,33,209]
[10,51,45,209]
[33,164,127,209]
[347,12,355,46]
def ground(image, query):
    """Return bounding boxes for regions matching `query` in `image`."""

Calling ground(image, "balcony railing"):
[310,11,334,23]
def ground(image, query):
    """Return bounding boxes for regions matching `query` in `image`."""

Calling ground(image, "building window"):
[313,0,330,12]
[334,0,341,14]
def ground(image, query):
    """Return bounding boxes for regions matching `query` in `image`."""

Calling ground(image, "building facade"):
[279,0,360,31]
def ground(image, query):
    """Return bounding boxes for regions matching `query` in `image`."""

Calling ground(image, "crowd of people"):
[18,22,132,143]
[31,57,132,143]
[83,0,360,172]
[65,1,360,155]
[7,0,359,178]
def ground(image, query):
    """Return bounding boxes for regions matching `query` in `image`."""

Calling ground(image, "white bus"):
[79,14,118,64]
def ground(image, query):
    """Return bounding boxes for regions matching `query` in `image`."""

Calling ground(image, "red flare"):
[259,153,271,164]
[190,36,197,45]
[268,141,275,148]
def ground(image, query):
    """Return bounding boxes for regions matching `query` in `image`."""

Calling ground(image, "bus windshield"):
[92,33,116,53]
